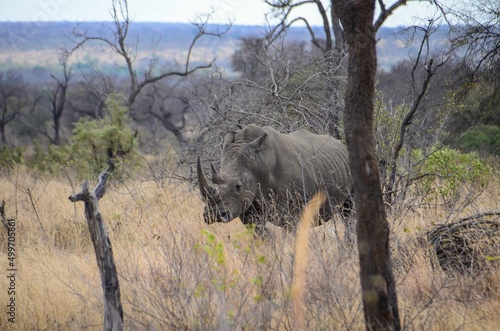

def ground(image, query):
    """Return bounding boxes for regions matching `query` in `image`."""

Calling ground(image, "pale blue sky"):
[0,0,443,27]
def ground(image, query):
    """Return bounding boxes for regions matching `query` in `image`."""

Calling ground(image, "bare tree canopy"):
[437,0,500,128]
[0,70,30,145]
[69,0,230,143]
[263,0,411,138]
[437,0,499,73]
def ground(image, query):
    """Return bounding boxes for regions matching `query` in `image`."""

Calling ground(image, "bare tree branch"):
[374,0,408,32]
[0,70,30,145]
[67,0,230,141]
[383,19,451,205]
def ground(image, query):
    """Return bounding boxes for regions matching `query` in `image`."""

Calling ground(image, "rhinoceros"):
[197,124,353,237]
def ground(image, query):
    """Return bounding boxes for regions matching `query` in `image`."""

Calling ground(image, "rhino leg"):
[341,195,354,218]
[340,197,356,246]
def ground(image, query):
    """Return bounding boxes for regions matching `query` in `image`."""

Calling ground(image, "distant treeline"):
[0,21,449,74]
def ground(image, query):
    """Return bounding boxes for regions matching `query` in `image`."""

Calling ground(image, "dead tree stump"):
[426,212,500,275]
[69,169,123,331]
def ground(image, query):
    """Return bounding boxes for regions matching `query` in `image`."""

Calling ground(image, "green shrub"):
[413,147,492,206]
[28,142,71,176]
[70,93,141,180]
[373,100,406,163]
[0,145,24,169]
[456,124,500,156]
[1,94,141,179]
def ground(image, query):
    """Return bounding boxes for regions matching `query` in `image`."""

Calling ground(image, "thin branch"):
[26,188,47,239]
[385,19,450,205]
[313,0,332,51]
[374,0,408,32]
[265,1,324,50]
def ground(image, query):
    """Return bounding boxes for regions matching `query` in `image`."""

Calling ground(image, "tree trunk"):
[0,124,6,145]
[332,0,400,329]
[69,169,123,331]
[53,115,60,146]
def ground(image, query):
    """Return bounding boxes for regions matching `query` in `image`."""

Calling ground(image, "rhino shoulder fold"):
[236,124,273,142]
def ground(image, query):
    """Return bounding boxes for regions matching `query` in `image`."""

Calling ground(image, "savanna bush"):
[412,147,492,206]
[457,124,500,156]
[373,98,405,163]
[29,142,71,176]
[0,94,141,180]
[70,93,141,180]
[0,145,24,168]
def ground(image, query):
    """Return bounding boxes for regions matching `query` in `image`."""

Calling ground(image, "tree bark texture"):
[331,0,400,329]
[69,170,123,331]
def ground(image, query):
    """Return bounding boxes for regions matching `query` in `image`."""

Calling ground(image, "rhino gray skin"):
[197,124,353,237]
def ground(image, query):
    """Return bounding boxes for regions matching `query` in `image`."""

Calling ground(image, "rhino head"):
[197,131,268,224]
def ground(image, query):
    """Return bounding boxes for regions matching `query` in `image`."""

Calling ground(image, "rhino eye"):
[235,182,242,192]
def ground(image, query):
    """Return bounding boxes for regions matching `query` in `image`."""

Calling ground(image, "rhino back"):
[230,124,351,204]
[270,129,351,203]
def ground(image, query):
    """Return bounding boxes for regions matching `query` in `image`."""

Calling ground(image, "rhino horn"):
[197,156,216,199]
[211,162,224,184]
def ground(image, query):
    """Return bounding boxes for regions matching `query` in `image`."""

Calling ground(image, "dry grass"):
[0,167,498,330]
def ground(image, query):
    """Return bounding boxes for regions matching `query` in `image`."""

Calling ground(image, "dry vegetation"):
[0,166,499,330]
[0,44,237,72]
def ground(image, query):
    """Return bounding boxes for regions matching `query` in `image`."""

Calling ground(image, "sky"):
[0,0,443,27]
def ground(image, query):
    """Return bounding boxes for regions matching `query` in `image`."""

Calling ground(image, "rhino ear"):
[223,131,236,149]
[248,133,267,152]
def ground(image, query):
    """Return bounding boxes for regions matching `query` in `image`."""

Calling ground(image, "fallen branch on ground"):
[426,212,500,275]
